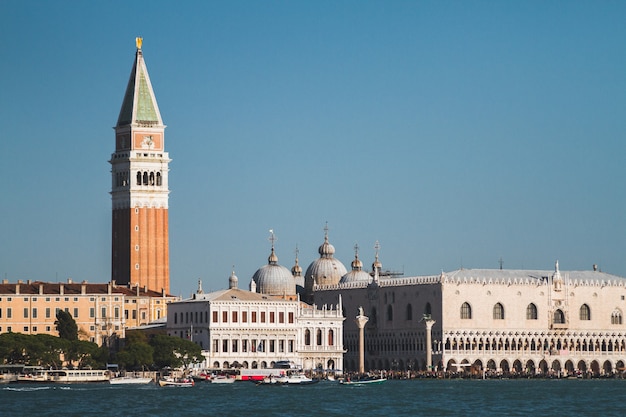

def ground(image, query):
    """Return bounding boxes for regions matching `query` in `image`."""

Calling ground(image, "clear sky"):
[1,0,625,298]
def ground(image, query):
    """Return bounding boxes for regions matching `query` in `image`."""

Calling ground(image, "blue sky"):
[1,1,625,297]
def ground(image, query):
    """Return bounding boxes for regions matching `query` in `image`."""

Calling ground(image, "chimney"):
[67,278,73,284]
[39,284,44,295]
[593,264,598,272]
[59,283,64,295]
[107,282,112,295]
[15,283,20,295]
[81,283,86,295]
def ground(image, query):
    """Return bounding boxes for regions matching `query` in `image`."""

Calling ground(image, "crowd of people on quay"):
[331,369,626,380]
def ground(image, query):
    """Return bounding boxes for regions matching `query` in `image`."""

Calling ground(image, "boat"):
[240,360,299,381]
[16,373,49,383]
[47,369,109,383]
[339,376,387,385]
[109,375,153,385]
[16,367,49,383]
[209,374,236,384]
[158,377,195,387]
[277,372,318,385]
[257,370,318,386]
[191,372,212,382]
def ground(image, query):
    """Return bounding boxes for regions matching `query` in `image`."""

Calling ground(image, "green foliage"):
[0,333,104,369]
[149,335,203,369]
[69,340,108,369]
[54,310,78,341]
[116,342,154,371]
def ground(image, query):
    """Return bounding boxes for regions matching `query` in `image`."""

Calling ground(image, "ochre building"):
[0,279,177,345]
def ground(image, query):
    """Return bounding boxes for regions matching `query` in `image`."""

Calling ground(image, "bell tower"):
[110,38,170,294]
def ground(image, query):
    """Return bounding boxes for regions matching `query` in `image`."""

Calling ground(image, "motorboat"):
[109,375,153,385]
[339,376,387,385]
[276,372,318,385]
[257,371,318,386]
[158,377,194,387]
[209,375,236,384]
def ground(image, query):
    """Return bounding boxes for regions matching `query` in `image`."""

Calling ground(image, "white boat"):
[276,373,318,385]
[17,373,49,383]
[158,377,194,387]
[209,375,236,384]
[258,371,318,386]
[339,377,387,385]
[17,367,49,383]
[47,369,109,383]
[109,375,153,385]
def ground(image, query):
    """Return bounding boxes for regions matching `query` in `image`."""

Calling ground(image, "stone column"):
[355,307,369,374]
[424,316,436,371]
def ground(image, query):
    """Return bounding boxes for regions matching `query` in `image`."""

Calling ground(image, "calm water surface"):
[2,379,625,416]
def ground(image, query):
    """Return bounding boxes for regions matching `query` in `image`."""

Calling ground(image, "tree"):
[150,335,202,369]
[68,340,108,369]
[55,310,78,341]
[31,334,68,369]
[116,342,154,371]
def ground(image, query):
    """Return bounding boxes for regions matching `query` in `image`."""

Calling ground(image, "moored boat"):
[209,375,236,384]
[109,375,153,385]
[158,377,194,387]
[47,369,109,383]
[257,371,318,386]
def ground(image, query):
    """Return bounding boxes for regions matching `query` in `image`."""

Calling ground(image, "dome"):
[229,269,238,289]
[304,229,347,293]
[252,247,296,296]
[291,252,305,289]
[340,249,371,284]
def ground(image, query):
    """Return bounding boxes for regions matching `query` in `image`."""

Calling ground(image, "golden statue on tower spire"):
[136,37,143,50]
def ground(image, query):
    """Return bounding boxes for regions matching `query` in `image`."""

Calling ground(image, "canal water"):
[2,378,624,416]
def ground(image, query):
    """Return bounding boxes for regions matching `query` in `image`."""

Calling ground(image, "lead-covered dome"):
[252,247,296,297]
[340,249,371,284]
[305,229,347,294]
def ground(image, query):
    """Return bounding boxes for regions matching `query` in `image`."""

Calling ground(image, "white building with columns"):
[314,259,626,377]
[166,272,344,372]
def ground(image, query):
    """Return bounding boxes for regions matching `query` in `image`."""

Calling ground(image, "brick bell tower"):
[110,38,170,294]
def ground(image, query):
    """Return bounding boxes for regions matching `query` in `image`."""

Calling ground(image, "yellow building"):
[0,279,178,345]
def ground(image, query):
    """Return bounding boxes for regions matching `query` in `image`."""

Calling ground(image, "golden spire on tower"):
[136,37,143,49]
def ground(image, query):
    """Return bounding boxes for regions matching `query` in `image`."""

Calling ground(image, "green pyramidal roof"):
[116,48,163,127]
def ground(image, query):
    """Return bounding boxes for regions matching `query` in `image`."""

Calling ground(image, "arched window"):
[149,172,155,185]
[406,304,413,320]
[460,302,472,319]
[611,310,622,325]
[580,304,591,321]
[387,305,393,322]
[156,172,162,186]
[526,303,538,320]
[493,303,504,320]
[304,329,311,345]
[370,307,377,326]
[142,172,148,185]
[554,309,565,324]
[424,302,432,316]
[316,329,322,345]
[136,171,142,185]
[328,329,334,346]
